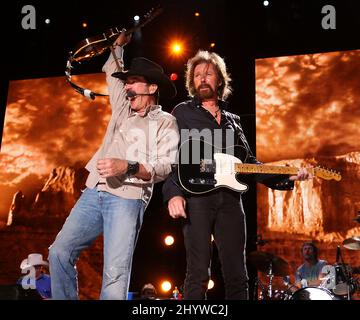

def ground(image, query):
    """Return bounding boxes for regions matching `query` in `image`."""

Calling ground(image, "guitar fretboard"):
[235,163,301,175]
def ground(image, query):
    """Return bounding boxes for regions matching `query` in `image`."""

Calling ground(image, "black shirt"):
[162,98,294,202]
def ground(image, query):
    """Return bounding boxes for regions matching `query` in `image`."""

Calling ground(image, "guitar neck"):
[124,24,148,37]
[125,7,162,36]
[235,163,300,175]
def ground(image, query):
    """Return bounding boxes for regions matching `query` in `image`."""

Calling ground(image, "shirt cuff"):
[142,163,156,182]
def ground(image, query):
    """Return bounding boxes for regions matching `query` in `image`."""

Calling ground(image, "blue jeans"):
[48,188,146,300]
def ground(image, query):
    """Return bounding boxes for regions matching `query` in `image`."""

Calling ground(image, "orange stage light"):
[164,235,175,246]
[208,279,215,290]
[170,42,183,56]
[161,280,172,292]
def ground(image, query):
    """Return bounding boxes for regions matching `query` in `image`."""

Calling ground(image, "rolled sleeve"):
[259,174,295,190]
[102,46,127,110]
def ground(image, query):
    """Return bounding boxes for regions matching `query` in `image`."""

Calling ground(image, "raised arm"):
[102,30,132,111]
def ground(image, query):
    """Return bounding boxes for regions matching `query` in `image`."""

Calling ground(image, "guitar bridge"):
[188,178,217,185]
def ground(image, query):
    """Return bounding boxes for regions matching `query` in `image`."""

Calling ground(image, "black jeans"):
[183,189,249,300]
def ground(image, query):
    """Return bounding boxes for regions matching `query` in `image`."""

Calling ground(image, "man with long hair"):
[163,50,311,300]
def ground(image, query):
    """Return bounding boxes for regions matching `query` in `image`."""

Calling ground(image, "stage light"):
[170,42,183,56]
[161,280,172,292]
[82,22,87,28]
[210,42,216,48]
[164,235,175,246]
[170,73,178,81]
[134,15,140,22]
[45,19,50,24]
[208,279,215,290]
[195,12,200,17]
[263,0,269,6]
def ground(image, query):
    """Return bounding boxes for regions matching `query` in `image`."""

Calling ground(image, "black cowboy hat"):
[112,57,176,99]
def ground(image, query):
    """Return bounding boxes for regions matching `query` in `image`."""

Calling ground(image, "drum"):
[332,264,353,296]
[272,290,291,300]
[321,263,355,297]
[258,289,291,300]
[290,287,339,300]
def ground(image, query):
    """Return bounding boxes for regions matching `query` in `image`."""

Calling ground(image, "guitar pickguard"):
[213,153,248,192]
[178,139,249,194]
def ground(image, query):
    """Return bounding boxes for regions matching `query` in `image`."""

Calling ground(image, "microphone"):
[126,90,154,100]
[336,245,341,264]
[68,80,95,100]
[83,89,95,100]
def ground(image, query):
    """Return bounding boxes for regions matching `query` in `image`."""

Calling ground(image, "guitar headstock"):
[138,5,163,28]
[314,166,342,181]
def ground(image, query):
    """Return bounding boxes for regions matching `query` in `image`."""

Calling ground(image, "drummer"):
[295,241,328,288]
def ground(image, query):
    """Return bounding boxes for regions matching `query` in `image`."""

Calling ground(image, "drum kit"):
[249,236,360,300]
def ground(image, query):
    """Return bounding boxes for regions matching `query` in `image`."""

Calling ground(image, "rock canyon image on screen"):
[255,49,360,293]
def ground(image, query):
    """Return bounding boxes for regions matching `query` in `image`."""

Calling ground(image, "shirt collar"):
[130,105,162,118]
[190,97,228,110]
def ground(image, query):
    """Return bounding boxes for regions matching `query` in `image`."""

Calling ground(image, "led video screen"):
[256,49,360,297]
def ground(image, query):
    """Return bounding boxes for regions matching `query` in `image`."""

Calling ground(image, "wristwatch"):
[126,160,139,176]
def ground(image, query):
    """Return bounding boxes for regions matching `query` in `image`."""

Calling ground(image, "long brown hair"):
[185,50,232,101]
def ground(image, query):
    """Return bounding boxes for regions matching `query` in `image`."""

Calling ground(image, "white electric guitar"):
[177,139,342,194]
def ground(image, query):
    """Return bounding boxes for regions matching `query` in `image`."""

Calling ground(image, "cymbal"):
[353,216,360,223]
[248,251,290,276]
[343,236,360,250]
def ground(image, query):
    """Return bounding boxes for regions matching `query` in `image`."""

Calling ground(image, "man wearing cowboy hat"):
[140,282,157,300]
[18,253,52,299]
[49,31,179,300]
